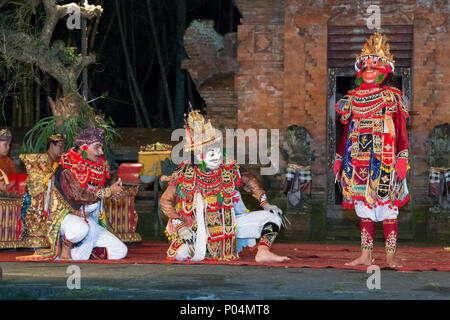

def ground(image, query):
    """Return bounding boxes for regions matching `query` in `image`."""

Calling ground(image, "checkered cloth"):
[429,168,450,209]
[285,164,312,183]
[284,164,312,206]
[429,170,442,184]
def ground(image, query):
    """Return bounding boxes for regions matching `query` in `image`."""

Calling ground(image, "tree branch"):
[74,53,96,80]
[41,0,56,15]
[40,0,103,47]
[0,27,96,96]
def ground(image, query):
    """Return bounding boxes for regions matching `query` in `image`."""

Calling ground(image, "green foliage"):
[200,159,207,172]
[376,73,385,84]
[354,76,363,87]
[21,108,122,157]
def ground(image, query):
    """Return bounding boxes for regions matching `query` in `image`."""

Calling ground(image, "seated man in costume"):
[19,134,66,247]
[0,129,16,192]
[17,128,127,261]
[47,133,66,165]
[21,133,66,196]
[161,110,290,263]
[333,31,409,268]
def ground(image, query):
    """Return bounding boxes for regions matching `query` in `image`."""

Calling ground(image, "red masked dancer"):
[334,31,409,268]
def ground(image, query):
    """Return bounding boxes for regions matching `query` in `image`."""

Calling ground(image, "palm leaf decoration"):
[21,108,121,158]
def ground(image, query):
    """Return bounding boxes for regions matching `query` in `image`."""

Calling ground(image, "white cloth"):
[354,202,398,223]
[236,210,282,251]
[173,189,283,261]
[60,203,127,260]
[174,209,281,261]
[191,192,207,261]
[174,243,189,261]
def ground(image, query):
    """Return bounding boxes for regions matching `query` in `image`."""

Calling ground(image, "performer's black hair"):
[380,72,400,89]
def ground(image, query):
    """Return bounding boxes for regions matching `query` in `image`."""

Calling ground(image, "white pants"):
[236,210,282,250]
[355,202,398,223]
[236,210,282,239]
[60,214,128,260]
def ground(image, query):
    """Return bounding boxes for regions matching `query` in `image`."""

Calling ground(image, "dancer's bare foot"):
[255,246,290,263]
[60,244,72,261]
[385,252,402,268]
[345,250,373,266]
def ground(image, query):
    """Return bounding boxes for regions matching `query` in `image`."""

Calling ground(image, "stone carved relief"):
[238,25,283,62]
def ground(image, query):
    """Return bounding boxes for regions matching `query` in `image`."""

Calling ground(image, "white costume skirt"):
[354,202,398,223]
[174,209,281,261]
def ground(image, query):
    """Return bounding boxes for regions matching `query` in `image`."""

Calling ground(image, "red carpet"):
[1,242,449,271]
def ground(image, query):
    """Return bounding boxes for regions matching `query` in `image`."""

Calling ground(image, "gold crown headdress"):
[47,133,66,143]
[0,128,12,141]
[355,30,395,72]
[184,104,221,152]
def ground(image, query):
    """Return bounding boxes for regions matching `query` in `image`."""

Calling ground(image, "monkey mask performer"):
[334,31,410,268]
[161,110,290,263]
[17,128,127,261]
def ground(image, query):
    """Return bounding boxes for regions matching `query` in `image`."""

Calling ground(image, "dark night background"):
[0,0,241,129]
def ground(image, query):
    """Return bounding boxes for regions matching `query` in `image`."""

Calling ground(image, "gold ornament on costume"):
[355,30,395,72]
[139,142,172,153]
[20,154,58,197]
[184,105,221,152]
[0,128,12,141]
[47,133,65,143]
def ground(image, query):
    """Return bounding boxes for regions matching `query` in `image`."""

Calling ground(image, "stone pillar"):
[411,8,450,201]
[284,1,330,200]
[182,20,239,130]
[235,0,285,131]
[411,7,450,240]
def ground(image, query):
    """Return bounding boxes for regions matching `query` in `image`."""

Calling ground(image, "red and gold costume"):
[0,129,16,186]
[336,83,409,209]
[335,31,410,255]
[161,110,287,262]
[17,129,125,261]
[0,156,16,177]
[161,163,268,261]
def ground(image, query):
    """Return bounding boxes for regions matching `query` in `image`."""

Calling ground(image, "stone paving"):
[0,261,449,300]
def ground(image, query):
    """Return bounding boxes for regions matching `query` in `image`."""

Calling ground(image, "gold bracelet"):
[95,187,112,199]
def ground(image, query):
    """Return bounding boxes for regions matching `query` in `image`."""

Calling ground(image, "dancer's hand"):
[333,158,343,180]
[263,204,290,228]
[110,178,123,198]
[72,209,86,218]
[395,158,408,182]
[263,203,282,216]
[178,226,195,245]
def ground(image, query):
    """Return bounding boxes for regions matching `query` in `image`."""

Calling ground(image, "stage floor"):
[1,242,449,272]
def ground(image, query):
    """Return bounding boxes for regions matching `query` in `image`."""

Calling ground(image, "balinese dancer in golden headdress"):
[161,110,290,263]
[19,133,66,247]
[334,31,409,268]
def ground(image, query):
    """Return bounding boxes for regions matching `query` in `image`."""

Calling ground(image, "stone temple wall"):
[182,1,450,240]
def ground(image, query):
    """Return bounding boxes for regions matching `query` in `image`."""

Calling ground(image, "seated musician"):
[0,129,16,193]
